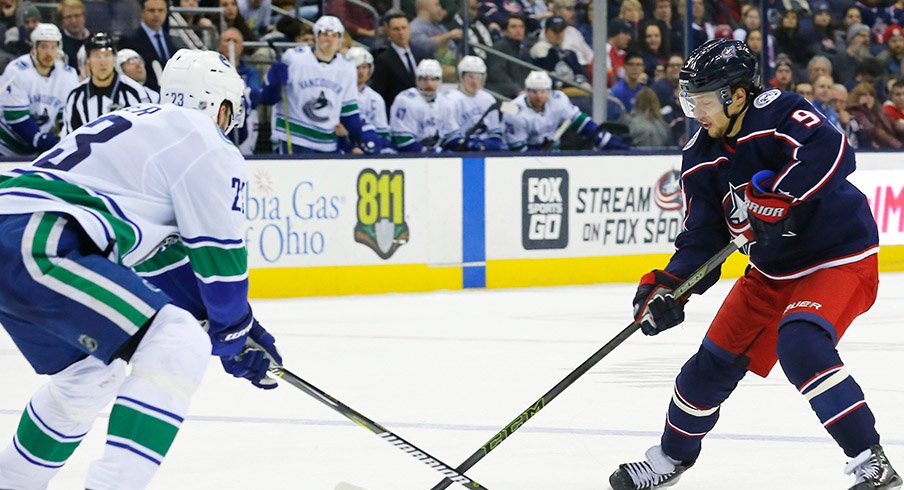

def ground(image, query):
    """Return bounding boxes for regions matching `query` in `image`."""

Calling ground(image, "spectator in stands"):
[835,7,863,49]
[775,9,814,66]
[410,0,461,65]
[219,0,255,42]
[652,54,682,107]
[889,0,904,27]
[807,54,833,83]
[770,58,796,91]
[713,23,733,40]
[551,0,592,66]
[59,0,89,71]
[628,87,670,148]
[486,14,531,99]
[811,1,837,54]
[855,0,883,30]
[690,0,714,51]
[832,23,873,83]
[480,0,549,33]
[813,74,841,128]
[832,83,858,147]
[847,81,903,148]
[607,18,632,86]
[326,0,377,48]
[219,27,261,155]
[878,24,904,77]
[238,0,272,39]
[745,29,773,69]
[618,0,643,39]
[119,0,187,91]
[450,0,495,60]
[882,78,904,138]
[653,0,682,55]
[0,0,17,33]
[177,0,215,41]
[795,82,814,101]
[638,20,669,79]
[611,52,647,113]
[373,10,420,118]
[852,57,887,100]
[4,4,40,56]
[733,4,761,42]
[529,16,590,97]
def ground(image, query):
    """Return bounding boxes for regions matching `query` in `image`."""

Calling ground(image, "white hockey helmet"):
[346,46,373,66]
[160,49,246,133]
[525,70,552,91]
[313,15,345,38]
[31,23,62,44]
[415,59,442,79]
[457,55,486,77]
[116,49,142,67]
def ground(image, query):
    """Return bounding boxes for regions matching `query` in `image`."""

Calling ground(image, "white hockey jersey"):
[389,87,440,151]
[271,46,359,152]
[359,84,388,138]
[506,90,590,150]
[0,104,250,328]
[0,54,79,156]
[436,88,503,146]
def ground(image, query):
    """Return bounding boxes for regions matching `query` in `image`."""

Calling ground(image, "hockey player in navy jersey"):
[609,39,901,490]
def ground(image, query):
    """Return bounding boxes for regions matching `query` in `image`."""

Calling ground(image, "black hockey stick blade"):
[270,366,490,489]
[430,234,749,490]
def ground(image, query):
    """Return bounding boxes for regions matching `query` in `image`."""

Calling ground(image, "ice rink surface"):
[2,273,903,490]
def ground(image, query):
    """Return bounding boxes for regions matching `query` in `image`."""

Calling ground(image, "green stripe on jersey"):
[133,242,189,275]
[185,244,247,280]
[0,173,137,259]
[341,102,359,115]
[4,108,30,123]
[569,113,589,132]
[108,404,180,458]
[274,116,336,142]
[15,409,83,463]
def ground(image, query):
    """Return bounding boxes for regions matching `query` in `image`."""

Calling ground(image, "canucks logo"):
[354,169,409,259]
[302,90,332,123]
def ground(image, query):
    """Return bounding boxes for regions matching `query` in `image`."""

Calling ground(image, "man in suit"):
[118,0,185,91]
[371,10,418,118]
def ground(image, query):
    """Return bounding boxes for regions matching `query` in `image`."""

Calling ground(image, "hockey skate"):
[609,446,694,490]
[845,445,903,489]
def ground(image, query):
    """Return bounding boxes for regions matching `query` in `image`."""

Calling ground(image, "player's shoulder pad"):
[550,90,565,100]
[402,87,417,98]
[749,89,807,127]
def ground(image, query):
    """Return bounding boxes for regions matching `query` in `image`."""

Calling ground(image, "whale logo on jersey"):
[302,90,333,123]
[654,170,682,211]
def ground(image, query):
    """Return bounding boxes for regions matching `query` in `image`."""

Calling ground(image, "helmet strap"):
[724,88,752,137]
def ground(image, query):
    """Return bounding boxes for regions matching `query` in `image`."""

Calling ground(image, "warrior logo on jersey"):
[522,169,569,250]
[302,90,332,123]
[354,169,410,259]
[654,170,682,211]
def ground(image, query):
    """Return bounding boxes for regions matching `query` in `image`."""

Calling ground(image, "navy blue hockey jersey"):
[666,89,879,291]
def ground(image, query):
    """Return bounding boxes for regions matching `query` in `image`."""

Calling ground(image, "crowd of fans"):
[2,0,904,157]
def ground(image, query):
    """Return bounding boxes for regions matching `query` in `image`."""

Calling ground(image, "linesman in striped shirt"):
[62,32,156,135]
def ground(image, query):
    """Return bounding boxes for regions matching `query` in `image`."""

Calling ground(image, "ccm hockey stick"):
[269,366,490,489]
[430,234,749,490]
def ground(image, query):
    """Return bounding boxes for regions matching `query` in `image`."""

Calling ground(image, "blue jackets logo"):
[522,169,569,249]
[355,169,410,259]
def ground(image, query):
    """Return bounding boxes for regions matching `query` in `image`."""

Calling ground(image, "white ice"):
[2,273,903,490]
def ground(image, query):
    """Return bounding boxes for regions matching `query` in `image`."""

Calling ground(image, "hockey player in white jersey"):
[0,23,79,156]
[390,59,443,152]
[506,70,628,151]
[261,15,383,154]
[0,50,281,490]
[346,46,390,142]
[437,55,507,152]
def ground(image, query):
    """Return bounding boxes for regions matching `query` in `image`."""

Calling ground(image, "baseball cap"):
[812,1,830,13]
[23,5,41,20]
[546,16,568,33]
[885,24,904,42]
[608,18,632,36]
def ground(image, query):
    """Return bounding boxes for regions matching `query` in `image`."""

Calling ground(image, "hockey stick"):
[269,365,490,489]
[267,40,292,155]
[430,234,749,490]
[459,100,517,149]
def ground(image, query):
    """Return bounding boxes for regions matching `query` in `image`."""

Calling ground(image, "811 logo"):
[354,169,410,259]
[522,169,569,249]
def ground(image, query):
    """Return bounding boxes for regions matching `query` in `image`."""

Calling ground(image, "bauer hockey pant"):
[661,256,881,462]
[0,213,211,489]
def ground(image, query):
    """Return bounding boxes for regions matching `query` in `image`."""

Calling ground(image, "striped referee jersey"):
[62,73,159,136]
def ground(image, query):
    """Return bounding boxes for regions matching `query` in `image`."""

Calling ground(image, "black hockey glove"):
[745,170,796,246]
[632,270,686,336]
